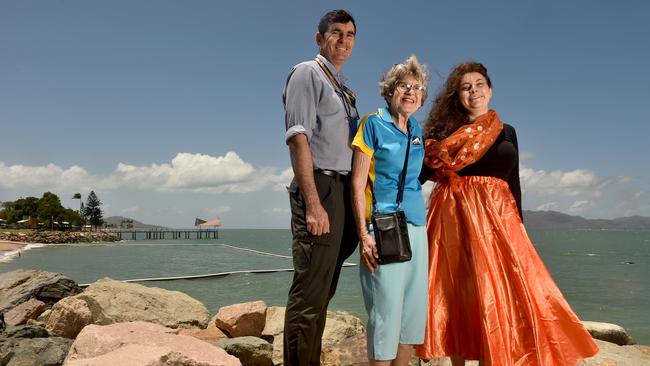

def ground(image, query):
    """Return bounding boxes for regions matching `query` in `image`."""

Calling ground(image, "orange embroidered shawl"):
[424,109,504,183]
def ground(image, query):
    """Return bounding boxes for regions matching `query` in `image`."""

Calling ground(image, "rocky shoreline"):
[0,231,120,244]
[1,269,649,366]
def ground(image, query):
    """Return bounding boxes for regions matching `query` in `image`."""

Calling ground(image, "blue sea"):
[1,229,648,344]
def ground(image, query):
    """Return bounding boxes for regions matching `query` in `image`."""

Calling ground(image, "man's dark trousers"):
[283,171,358,366]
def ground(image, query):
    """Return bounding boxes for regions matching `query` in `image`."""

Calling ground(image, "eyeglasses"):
[395,81,425,94]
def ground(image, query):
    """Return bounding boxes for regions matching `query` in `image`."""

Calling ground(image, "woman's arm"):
[351,147,379,272]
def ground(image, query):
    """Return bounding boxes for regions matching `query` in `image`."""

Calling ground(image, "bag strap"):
[369,124,411,213]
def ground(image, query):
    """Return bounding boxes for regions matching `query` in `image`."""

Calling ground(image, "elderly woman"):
[351,55,429,365]
[415,62,599,365]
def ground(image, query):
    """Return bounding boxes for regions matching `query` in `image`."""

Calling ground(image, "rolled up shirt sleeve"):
[284,66,319,144]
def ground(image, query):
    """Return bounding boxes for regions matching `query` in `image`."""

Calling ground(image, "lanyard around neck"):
[314,57,356,120]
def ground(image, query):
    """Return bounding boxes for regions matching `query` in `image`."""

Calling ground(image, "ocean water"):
[1,229,648,344]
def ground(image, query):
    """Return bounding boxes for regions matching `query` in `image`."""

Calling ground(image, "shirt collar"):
[378,107,414,134]
[316,54,347,85]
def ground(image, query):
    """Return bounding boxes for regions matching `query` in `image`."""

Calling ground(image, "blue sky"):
[1,1,649,228]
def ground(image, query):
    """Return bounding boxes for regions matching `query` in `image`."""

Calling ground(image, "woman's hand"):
[359,231,379,272]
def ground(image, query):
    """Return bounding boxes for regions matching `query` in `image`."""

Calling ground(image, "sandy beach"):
[0,240,29,260]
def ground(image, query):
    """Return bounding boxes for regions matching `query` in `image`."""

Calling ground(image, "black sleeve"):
[507,125,523,221]
[419,162,436,185]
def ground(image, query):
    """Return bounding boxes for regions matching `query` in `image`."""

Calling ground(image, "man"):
[282,9,359,366]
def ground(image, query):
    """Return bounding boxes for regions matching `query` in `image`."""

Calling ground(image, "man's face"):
[316,21,355,70]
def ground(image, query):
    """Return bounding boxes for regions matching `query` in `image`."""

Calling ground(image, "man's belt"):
[314,168,349,180]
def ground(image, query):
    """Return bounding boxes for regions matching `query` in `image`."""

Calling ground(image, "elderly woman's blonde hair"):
[379,54,429,107]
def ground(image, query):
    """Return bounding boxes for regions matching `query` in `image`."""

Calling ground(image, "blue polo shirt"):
[352,107,425,225]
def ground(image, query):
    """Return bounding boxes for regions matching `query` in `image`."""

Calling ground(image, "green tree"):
[1,196,40,224]
[62,208,84,229]
[36,192,65,230]
[83,191,103,230]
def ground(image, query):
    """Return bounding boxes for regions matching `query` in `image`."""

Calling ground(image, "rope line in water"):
[78,263,357,287]
[220,243,357,266]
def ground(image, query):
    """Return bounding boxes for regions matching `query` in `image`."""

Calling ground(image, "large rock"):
[321,310,365,347]
[45,297,93,338]
[44,278,209,338]
[216,336,274,366]
[579,339,650,365]
[261,306,366,365]
[0,269,81,313]
[64,321,241,366]
[0,337,72,366]
[215,300,267,338]
[4,298,47,326]
[582,321,636,346]
[321,333,368,366]
[177,315,228,344]
[3,324,50,339]
[261,306,286,365]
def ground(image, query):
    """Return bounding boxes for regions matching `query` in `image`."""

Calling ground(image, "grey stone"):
[582,321,636,346]
[216,336,274,366]
[3,325,49,339]
[0,270,81,313]
[0,336,72,366]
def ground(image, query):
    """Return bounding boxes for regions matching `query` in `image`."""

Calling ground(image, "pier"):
[109,228,218,240]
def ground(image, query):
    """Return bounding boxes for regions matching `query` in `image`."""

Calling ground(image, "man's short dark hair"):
[318,9,356,35]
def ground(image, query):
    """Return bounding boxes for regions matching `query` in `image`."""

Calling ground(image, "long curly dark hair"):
[424,61,492,140]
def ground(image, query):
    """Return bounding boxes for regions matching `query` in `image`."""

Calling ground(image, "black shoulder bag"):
[369,128,412,264]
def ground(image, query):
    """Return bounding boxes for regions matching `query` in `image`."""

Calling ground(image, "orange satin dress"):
[416,119,599,365]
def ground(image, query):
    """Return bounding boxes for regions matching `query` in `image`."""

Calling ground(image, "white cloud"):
[268,207,290,214]
[0,162,96,191]
[519,165,629,197]
[535,202,559,211]
[568,200,592,213]
[0,152,287,194]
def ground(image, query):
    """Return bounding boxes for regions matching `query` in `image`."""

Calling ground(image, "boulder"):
[0,269,81,313]
[0,312,5,332]
[216,336,274,366]
[45,297,93,338]
[0,336,72,366]
[4,298,47,326]
[44,278,209,339]
[261,306,366,365]
[177,315,227,344]
[582,321,636,346]
[37,309,52,322]
[261,306,286,365]
[579,339,650,365]
[64,321,241,366]
[215,300,267,338]
[3,324,50,339]
[321,310,365,347]
[321,333,368,366]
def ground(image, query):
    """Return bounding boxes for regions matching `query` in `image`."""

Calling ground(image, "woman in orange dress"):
[415,62,599,366]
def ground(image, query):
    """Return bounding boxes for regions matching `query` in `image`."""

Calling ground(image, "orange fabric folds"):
[416,176,599,365]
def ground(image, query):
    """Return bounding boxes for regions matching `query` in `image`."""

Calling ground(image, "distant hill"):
[103,216,167,230]
[523,210,650,230]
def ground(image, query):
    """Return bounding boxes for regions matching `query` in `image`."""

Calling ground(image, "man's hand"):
[306,201,330,236]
